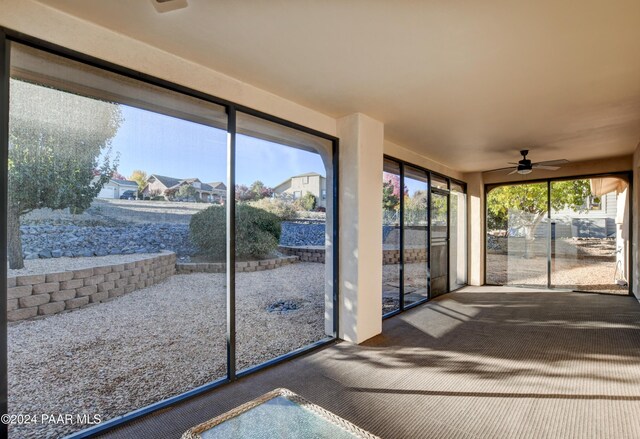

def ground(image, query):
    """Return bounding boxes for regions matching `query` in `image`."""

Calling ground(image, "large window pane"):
[235,112,334,371]
[7,43,227,438]
[382,159,401,314]
[486,182,549,286]
[550,177,629,294]
[403,166,429,305]
[430,191,449,296]
[450,184,467,290]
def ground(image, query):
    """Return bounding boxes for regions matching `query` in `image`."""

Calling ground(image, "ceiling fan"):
[493,150,569,175]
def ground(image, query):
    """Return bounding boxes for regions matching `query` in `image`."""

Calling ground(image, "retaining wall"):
[7,252,176,322]
[176,255,298,274]
[278,246,325,263]
[279,246,428,265]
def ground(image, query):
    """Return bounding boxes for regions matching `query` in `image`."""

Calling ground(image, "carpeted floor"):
[98,286,640,439]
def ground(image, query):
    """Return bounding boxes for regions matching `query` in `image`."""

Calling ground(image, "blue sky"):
[109,105,326,187]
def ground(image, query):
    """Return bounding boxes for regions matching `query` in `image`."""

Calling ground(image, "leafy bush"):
[299,192,317,211]
[248,198,298,220]
[190,204,282,260]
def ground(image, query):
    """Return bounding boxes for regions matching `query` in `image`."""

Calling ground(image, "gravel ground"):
[8,263,326,439]
[486,239,628,294]
[7,253,161,277]
[486,254,627,294]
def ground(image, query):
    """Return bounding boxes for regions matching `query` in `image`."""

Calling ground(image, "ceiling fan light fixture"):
[151,0,188,13]
[517,167,532,175]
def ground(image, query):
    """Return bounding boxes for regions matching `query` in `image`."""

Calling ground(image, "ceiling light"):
[151,0,188,13]
[517,168,532,175]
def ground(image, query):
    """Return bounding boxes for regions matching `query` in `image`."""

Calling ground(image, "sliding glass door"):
[382,159,402,314]
[450,182,467,290]
[430,190,448,297]
[403,166,429,306]
[381,157,466,316]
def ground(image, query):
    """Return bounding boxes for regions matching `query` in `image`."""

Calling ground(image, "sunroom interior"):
[1,1,640,438]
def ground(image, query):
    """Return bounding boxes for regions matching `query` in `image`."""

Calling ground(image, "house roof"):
[207,182,226,190]
[148,174,182,188]
[112,179,138,188]
[148,174,219,192]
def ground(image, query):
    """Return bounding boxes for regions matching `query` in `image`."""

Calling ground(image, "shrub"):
[190,204,282,260]
[299,192,316,211]
[248,198,298,220]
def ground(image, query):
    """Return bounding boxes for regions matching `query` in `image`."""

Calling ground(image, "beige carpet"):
[99,286,640,439]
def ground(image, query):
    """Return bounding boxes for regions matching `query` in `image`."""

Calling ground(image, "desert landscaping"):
[7,198,329,438]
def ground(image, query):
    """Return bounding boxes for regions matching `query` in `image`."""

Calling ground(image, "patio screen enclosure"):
[382,156,467,316]
[485,175,631,295]
[0,32,338,438]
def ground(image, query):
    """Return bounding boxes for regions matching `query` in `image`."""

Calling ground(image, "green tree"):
[176,184,198,201]
[249,180,274,200]
[8,79,122,268]
[129,169,148,194]
[487,180,591,242]
[382,180,400,211]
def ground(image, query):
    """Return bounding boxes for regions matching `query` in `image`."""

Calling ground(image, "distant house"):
[207,182,227,203]
[142,174,226,203]
[273,172,327,208]
[94,177,139,199]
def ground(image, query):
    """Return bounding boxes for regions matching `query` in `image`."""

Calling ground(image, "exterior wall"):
[274,175,327,208]
[633,143,640,300]
[463,172,485,285]
[7,252,176,322]
[144,179,168,198]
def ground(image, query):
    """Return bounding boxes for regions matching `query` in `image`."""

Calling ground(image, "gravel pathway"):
[8,263,326,439]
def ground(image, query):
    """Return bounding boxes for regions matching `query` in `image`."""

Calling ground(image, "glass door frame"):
[382,155,467,319]
[484,171,633,295]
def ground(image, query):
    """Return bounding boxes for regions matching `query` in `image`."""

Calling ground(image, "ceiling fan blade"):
[533,159,569,166]
[507,162,520,165]
[532,165,560,171]
[507,169,520,175]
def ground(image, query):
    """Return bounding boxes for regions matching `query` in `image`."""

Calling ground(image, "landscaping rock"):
[18,221,331,260]
[19,223,198,259]
[279,221,325,246]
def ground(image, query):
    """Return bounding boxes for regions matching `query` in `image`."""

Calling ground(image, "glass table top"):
[183,389,378,439]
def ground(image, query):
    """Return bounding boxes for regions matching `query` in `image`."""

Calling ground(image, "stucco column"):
[464,172,485,286]
[338,113,384,343]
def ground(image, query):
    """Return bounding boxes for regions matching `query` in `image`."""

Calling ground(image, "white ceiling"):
[37,0,640,172]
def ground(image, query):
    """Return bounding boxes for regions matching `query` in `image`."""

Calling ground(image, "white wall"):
[338,113,384,343]
[384,140,464,181]
[633,144,640,299]
[0,0,337,138]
